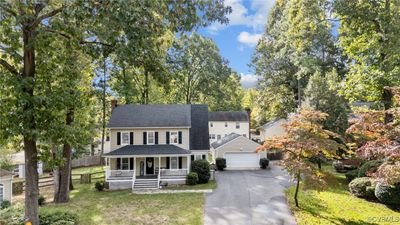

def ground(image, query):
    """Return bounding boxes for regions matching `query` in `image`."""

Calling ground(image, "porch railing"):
[160,169,188,178]
[105,169,134,181]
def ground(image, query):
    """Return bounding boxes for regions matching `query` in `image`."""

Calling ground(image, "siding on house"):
[213,135,266,159]
[209,121,249,141]
[259,119,287,141]
[110,128,190,151]
[0,175,13,203]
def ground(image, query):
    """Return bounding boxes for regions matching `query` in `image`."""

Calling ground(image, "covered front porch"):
[105,155,190,181]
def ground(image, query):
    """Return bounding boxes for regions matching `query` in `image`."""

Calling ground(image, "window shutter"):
[155,132,159,144]
[178,131,182,144]
[202,155,206,160]
[166,157,170,169]
[191,155,194,161]
[117,158,121,169]
[130,158,134,170]
[179,157,182,169]
[143,132,147,145]
[166,132,170,144]
[117,132,121,145]
[130,132,134,145]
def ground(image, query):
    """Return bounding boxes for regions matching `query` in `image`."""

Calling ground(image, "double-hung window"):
[121,158,129,170]
[147,132,155,145]
[121,132,130,145]
[170,131,178,144]
[170,157,178,169]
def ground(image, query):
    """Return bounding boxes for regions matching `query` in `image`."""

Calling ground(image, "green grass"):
[71,166,105,174]
[41,183,204,225]
[165,180,217,190]
[286,164,400,225]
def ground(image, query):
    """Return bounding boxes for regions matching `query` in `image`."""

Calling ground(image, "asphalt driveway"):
[204,162,297,225]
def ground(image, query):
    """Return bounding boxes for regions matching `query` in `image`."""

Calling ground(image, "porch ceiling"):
[103,144,191,157]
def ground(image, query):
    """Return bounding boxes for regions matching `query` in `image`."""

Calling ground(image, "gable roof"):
[107,104,209,150]
[0,169,13,177]
[208,111,248,122]
[107,104,192,128]
[211,133,241,149]
[104,145,191,156]
[259,118,287,130]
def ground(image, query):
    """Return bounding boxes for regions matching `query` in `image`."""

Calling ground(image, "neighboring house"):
[0,169,13,204]
[211,133,265,169]
[208,111,250,142]
[11,151,43,178]
[103,104,209,190]
[258,119,287,142]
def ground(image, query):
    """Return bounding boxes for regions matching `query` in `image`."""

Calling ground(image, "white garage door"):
[225,152,260,169]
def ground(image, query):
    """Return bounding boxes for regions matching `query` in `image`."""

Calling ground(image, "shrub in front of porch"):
[187,172,199,185]
[215,158,226,171]
[191,160,210,184]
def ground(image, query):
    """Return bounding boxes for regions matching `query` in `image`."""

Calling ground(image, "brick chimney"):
[111,100,118,112]
[245,108,251,139]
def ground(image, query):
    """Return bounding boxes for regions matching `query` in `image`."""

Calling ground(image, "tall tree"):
[252,0,345,119]
[0,1,230,223]
[304,69,350,133]
[335,0,400,115]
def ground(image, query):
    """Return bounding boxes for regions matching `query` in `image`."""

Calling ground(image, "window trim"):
[147,131,155,145]
[170,157,179,170]
[121,158,129,170]
[120,132,130,145]
[194,154,202,160]
[170,131,179,144]
[210,122,213,127]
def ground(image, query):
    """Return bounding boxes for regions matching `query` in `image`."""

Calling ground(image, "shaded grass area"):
[41,184,204,225]
[165,180,217,190]
[286,164,400,225]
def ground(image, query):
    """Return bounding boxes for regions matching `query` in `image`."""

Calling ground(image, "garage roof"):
[103,144,191,156]
[211,133,241,149]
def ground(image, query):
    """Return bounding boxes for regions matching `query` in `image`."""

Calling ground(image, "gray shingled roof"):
[211,133,241,149]
[209,111,248,122]
[190,105,210,150]
[0,169,13,177]
[104,145,191,156]
[107,104,191,128]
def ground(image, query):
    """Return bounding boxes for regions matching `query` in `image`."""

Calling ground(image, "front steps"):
[133,178,159,191]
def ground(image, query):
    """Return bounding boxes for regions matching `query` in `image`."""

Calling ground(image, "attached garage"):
[211,133,266,170]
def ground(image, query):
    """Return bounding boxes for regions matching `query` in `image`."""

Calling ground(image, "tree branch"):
[0,59,19,76]
[32,6,65,28]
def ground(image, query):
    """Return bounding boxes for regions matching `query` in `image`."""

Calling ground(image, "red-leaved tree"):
[258,109,345,207]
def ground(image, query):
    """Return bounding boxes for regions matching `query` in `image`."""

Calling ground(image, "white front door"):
[225,152,260,169]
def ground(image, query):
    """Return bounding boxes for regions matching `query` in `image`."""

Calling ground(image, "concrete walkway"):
[204,163,297,225]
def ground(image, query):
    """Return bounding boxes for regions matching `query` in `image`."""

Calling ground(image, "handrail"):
[132,169,136,191]
[157,167,161,189]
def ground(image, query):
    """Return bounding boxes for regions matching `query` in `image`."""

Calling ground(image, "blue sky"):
[199,0,276,88]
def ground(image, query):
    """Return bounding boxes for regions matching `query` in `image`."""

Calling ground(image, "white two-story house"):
[208,111,250,142]
[103,104,209,190]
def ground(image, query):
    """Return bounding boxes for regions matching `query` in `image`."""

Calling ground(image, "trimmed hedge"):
[345,169,359,183]
[358,160,383,177]
[95,181,105,191]
[215,158,226,171]
[375,183,400,206]
[191,160,210,184]
[349,177,375,198]
[259,158,269,169]
[187,172,199,185]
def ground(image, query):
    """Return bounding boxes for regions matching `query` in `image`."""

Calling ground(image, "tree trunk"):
[54,108,74,203]
[22,25,39,225]
[383,87,393,124]
[294,170,301,208]
[100,57,107,165]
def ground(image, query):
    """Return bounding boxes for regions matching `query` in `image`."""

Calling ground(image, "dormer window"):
[121,132,130,145]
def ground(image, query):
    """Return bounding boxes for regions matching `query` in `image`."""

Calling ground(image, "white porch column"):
[187,155,190,174]
[158,156,161,170]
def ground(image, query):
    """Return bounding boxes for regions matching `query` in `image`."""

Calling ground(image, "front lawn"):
[41,184,204,225]
[286,165,400,225]
[165,180,217,190]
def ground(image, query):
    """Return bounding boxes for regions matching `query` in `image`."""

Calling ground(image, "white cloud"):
[240,73,260,88]
[237,31,262,47]
[208,0,275,33]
